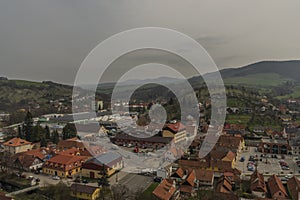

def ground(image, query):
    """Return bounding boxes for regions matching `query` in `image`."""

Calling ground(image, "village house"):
[208,149,236,171]
[2,137,31,154]
[216,134,245,155]
[81,152,123,178]
[250,170,267,198]
[287,176,300,200]
[57,137,86,150]
[267,174,288,199]
[70,183,100,200]
[289,138,300,155]
[179,170,196,197]
[162,122,187,144]
[10,153,43,171]
[194,169,214,187]
[152,179,179,200]
[43,154,88,177]
[216,175,233,194]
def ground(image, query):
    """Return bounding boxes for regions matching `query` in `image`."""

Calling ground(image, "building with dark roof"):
[81,152,123,178]
[112,133,172,149]
[70,183,100,200]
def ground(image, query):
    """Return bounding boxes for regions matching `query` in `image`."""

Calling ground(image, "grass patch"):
[142,182,159,197]
[224,73,292,87]
[226,114,251,125]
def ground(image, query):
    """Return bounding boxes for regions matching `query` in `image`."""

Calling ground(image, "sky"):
[0,0,300,84]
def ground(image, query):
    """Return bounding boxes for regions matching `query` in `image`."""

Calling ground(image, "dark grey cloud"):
[0,0,300,84]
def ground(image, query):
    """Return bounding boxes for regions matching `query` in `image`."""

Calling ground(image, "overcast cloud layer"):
[0,0,300,84]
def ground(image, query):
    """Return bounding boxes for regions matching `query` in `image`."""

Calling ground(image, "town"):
[0,92,300,200]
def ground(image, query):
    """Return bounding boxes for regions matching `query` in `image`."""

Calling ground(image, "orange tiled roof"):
[250,170,267,193]
[3,138,31,147]
[287,176,300,200]
[173,167,185,179]
[164,122,186,133]
[184,170,195,187]
[44,154,88,171]
[267,174,287,198]
[152,179,176,200]
[216,176,232,194]
[195,169,214,182]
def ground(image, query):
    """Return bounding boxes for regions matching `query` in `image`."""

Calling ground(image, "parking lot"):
[236,147,300,177]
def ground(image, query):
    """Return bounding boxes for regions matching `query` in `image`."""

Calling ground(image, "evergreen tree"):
[17,125,23,139]
[32,124,45,142]
[23,111,34,142]
[51,130,59,144]
[40,136,47,147]
[45,125,50,139]
[98,165,110,187]
[62,123,77,140]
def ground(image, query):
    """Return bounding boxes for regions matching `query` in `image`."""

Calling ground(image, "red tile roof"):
[267,174,288,198]
[287,176,300,200]
[216,176,232,194]
[250,170,267,193]
[172,167,185,179]
[184,170,195,187]
[195,169,214,183]
[3,138,31,147]
[152,179,176,200]
[163,122,186,133]
[44,154,88,171]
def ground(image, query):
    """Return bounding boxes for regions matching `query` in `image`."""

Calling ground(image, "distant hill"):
[1,60,300,113]
[220,60,300,83]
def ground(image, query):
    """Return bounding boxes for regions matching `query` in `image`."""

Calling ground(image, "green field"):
[226,114,251,125]
[224,73,293,87]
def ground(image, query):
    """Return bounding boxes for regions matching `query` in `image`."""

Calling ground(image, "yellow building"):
[43,154,88,177]
[162,122,186,144]
[81,152,123,179]
[70,184,100,200]
[3,137,31,154]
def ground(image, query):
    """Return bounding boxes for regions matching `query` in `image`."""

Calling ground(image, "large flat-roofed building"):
[112,133,172,149]
[258,139,290,154]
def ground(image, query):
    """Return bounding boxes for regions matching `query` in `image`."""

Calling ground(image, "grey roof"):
[91,152,122,165]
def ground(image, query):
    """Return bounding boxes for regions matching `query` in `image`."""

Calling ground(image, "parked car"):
[52,176,60,180]
[280,177,288,181]
[240,157,245,162]
[282,166,290,170]
[74,177,81,183]
[82,179,89,184]
[285,174,293,179]
[153,177,162,183]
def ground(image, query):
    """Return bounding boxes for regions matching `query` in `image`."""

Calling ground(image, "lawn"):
[224,73,293,87]
[226,114,251,125]
[142,182,159,197]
